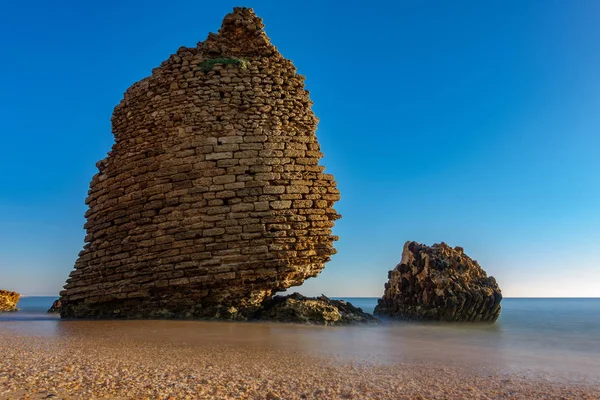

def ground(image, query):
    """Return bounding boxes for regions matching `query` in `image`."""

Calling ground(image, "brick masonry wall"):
[60,7,341,319]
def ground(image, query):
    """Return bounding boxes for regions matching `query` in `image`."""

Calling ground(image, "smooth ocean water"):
[2,297,600,380]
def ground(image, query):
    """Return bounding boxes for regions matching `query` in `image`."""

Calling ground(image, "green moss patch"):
[199,58,249,73]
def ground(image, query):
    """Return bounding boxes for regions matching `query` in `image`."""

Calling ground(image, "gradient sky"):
[0,0,598,297]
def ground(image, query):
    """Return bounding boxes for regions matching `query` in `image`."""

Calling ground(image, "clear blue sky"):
[1,1,598,297]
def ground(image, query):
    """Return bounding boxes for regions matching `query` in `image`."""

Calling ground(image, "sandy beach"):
[1,318,599,400]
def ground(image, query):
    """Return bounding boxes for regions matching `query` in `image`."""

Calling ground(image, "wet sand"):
[1,318,599,399]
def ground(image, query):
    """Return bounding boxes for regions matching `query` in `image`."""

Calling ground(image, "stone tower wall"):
[60,8,340,319]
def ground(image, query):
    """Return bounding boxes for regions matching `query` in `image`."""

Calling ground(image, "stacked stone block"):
[60,7,340,319]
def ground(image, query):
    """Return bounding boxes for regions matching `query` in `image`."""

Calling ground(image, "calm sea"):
[2,297,600,379]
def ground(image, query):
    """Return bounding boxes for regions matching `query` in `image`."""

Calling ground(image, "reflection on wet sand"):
[1,316,599,399]
[0,317,597,381]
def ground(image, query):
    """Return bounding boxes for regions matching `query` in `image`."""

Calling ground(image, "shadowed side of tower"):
[59,7,341,319]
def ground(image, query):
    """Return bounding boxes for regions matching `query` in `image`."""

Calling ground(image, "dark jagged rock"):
[375,241,502,322]
[59,7,340,320]
[47,299,62,314]
[0,290,20,312]
[256,293,380,325]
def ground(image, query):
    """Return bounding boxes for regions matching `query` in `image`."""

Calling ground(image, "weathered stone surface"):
[374,241,502,322]
[0,290,20,312]
[59,7,340,319]
[257,293,379,325]
[47,299,62,314]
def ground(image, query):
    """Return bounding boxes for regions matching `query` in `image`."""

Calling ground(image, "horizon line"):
[18,295,600,299]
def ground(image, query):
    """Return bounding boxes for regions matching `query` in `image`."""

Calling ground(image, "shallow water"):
[2,297,599,382]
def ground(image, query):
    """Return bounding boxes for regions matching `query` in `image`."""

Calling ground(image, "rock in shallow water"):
[47,299,62,314]
[374,241,502,322]
[257,293,380,325]
[0,290,20,312]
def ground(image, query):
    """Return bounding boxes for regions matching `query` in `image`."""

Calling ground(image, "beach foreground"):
[1,318,599,400]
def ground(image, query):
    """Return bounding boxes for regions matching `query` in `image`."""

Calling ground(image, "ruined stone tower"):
[60,7,341,319]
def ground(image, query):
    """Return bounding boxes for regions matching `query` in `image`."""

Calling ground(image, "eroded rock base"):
[59,292,379,325]
[60,290,266,320]
[257,293,379,325]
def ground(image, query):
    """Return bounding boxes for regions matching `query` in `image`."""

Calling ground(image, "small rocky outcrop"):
[375,241,502,322]
[47,299,62,314]
[257,293,379,325]
[0,290,21,312]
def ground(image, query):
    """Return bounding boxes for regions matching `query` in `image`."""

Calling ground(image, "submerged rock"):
[257,293,379,325]
[59,7,340,319]
[375,241,502,322]
[0,290,20,312]
[47,299,62,314]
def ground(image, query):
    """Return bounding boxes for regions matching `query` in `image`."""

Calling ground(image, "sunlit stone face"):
[59,7,340,319]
